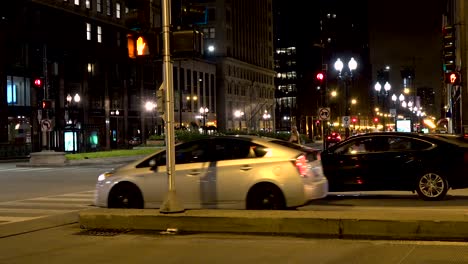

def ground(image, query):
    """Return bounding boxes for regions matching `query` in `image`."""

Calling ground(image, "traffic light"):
[316,72,324,82]
[42,99,52,110]
[351,117,358,123]
[373,117,379,123]
[443,25,456,72]
[445,72,461,85]
[33,78,44,88]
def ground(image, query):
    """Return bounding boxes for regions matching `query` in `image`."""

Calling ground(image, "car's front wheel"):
[108,183,144,208]
[415,172,448,201]
[246,183,286,210]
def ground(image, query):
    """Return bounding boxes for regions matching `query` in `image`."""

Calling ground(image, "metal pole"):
[344,79,350,138]
[160,0,184,213]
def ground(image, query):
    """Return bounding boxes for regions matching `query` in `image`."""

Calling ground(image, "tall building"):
[273,0,371,137]
[184,0,276,132]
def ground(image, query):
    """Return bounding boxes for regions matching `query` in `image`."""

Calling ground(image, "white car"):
[95,135,328,210]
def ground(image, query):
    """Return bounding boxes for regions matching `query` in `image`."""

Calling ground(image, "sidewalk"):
[79,206,468,241]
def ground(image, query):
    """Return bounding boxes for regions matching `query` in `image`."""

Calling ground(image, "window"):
[213,139,266,161]
[7,76,30,106]
[74,0,80,5]
[335,138,374,155]
[116,32,121,46]
[106,0,111,15]
[86,0,91,9]
[116,3,120,18]
[86,23,91,40]
[97,0,102,12]
[175,141,210,164]
[97,26,102,43]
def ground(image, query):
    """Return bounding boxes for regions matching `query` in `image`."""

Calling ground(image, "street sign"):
[342,116,350,128]
[318,107,331,121]
[41,119,52,132]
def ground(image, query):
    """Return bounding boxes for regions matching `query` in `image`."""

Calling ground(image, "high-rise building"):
[185,0,276,131]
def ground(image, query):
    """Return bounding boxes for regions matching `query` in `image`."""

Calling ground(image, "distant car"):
[95,135,328,210]
[325,132,342,147]
[129,137,141,146]
[320,132,468,201]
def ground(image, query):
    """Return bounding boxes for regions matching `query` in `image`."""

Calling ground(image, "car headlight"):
[97,172,114,182]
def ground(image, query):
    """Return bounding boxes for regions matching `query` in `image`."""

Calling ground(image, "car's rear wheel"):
[415,172,448,201]
[246,183,286,210]
[108,183,144,208]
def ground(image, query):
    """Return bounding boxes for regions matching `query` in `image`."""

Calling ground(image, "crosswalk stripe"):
[0,190,96,226]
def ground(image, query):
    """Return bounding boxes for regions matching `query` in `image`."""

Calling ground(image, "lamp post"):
[65,93,80,153]
[145,101,156,136]
[374,81,391,131]
[334,57,357,139]
[110,109,120,146]
[199,107,209,134]
[391,93,405,129]
[234,110,244,131]
[263,110,271,132]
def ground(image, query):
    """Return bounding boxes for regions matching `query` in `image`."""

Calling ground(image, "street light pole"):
[334,58,357,139]
[199,107,208,134]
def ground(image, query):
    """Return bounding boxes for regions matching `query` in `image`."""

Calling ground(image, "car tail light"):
[295,154,308,177]
[327,136,331,140]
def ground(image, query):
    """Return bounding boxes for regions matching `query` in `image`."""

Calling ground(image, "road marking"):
[0,190,95,226]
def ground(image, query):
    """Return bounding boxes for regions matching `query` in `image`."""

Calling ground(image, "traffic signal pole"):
[159,0,184,214]
[42,44,50,151]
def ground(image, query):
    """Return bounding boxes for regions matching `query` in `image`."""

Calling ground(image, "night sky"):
[369,0,446,114]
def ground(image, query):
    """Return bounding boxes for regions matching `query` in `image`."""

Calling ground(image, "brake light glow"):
[295,154,308,177]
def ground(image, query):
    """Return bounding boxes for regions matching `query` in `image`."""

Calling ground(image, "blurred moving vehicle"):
[95,135,328,210]
[129,137,142,146]
[325,132,342,148]
[320,132,468,200]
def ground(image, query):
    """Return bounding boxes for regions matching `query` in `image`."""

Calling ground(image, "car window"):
[175,140,210,164]
[387,137,432,151]
[213,138,267,161]
[334,138,374,155]
[136,151,166,168]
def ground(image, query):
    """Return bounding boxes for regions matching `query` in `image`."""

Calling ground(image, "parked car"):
[129,137,142,146]
[95,135,328,210]
[320,132,468,201]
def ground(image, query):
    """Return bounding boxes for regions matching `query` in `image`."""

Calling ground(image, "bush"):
[145,130,314,144]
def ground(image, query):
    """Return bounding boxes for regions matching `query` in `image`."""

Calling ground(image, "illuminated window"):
[97,0,102,12]
[116,3,120,18]
[97,26,102,43]
[86,23,91,40]
[74,0,79,5]
[86,0,91,9]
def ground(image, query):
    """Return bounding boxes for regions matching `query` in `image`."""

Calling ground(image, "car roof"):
[340,132,468,146]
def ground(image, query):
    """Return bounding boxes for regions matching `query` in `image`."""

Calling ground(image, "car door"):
[378,136,434,189]
[141,140,211,209]
[323,137,376,191]
[205,138,267,208]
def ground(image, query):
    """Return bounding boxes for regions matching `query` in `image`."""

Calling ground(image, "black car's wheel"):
[108,183,144,208]
[246,183,286,210]
[415,172,448,201]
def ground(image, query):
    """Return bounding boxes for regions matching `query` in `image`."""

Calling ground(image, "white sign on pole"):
[342,116,350,128]
[41,119,52,132]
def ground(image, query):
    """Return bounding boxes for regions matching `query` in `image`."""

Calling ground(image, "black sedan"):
[320,132,468,200]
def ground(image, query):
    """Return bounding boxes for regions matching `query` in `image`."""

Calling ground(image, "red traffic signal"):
[316,72,324,81]
[445,72,460,85]
[373,117,379,123]
[351,117,358,123]
[33,78,43,88]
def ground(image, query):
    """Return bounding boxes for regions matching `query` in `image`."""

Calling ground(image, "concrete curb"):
[79,208,468,241]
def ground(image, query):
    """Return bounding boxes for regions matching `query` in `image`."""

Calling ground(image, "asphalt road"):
[1,224,468,264]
